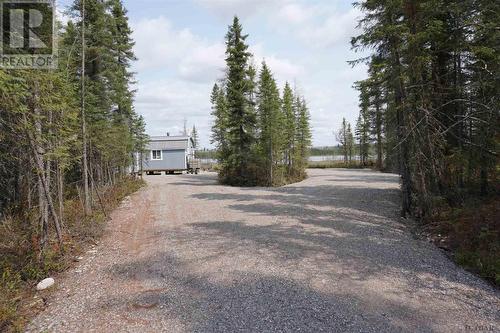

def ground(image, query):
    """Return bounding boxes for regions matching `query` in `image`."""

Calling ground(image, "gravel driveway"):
[27,169,499,332]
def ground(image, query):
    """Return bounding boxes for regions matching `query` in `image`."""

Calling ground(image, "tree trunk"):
[33,81,49,250]
[81,0,92,216]
[57,162,64,226]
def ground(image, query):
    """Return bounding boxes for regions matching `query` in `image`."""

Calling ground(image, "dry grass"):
[0,176,145,332]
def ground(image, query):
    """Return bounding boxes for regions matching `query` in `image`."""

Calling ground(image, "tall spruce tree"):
[294,97,312,176]
[355,108,370,166]
[191,125,199,149]
[210,83,230,169]
[336,118,350,164]
[223,17,257,185]
[282,82,296,176]
[256,62,283,185]
[347,123,354,164]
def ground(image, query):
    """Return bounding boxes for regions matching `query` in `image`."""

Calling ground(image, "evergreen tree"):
[352,0,499,217]
[294,97,312,176]
[209,16,312,186]
[282,82,296,176]
[131,114,148,174]
[108,0,136,118]
[355,108,370,166]
[346,123,354,164]
[223,16,257,185]
[0,0,144,251]
[210,83,230,167]
[336,118,349,164]
[256,62,283,186]
[191,125,199,149]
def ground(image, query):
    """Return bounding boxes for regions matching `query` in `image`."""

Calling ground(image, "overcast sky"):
[59,0,368,148]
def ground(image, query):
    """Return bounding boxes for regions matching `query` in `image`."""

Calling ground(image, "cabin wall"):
[142,149,187,171]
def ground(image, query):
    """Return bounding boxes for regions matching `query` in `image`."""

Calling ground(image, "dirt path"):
[27,169,499,332]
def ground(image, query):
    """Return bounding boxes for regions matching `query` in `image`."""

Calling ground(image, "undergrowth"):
[425,196,500,287]
[0,176,145,332]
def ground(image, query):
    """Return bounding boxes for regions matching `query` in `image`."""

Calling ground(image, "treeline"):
[351,0,499,218]
[210,17,312,186]
[333,117,376,166]
[0,0,145,251]
[310,146,347,157]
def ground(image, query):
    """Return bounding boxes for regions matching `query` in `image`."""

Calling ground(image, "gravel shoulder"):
[27,169,500,332]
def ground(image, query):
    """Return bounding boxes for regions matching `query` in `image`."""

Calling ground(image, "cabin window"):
[151,150,162,160]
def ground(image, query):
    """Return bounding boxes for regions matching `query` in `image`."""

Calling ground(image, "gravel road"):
[27,169,499,332]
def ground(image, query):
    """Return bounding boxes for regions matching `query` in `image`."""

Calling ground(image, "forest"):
[210,17,312,187]
[349,0,498,218]
[0,0,146,329]
[347,0,499,282]
[0,0,498,331]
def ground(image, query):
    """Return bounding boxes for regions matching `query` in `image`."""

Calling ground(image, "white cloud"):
[277,3,314,25]
[194,0,282,20]
[272,2,361,49]
[132,17,227,83]
[178,43,226,82]
[250,43,304,86]
[298,7,361,48]
[135,79,214,142]
[132,17,198,71]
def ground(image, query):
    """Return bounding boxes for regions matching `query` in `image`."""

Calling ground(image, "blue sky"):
[58,0,368,148]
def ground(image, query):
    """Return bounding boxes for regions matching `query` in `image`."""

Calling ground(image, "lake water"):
[200,155,360,164]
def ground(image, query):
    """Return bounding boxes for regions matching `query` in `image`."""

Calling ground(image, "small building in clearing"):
[139,135,197,174]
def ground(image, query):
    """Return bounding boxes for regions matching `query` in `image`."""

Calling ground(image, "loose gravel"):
[27,169,500,332]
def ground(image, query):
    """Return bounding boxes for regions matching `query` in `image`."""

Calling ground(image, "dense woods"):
[0,0,145,327]
[0,0,145,246]
[210,17,312,186]
[349,0,499,282]
[349,0,498,218]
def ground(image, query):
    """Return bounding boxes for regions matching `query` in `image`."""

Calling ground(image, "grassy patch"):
[0,176,145,332]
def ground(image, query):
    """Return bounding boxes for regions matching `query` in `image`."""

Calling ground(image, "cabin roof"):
[146,135,191,150]
[149,135,190,141]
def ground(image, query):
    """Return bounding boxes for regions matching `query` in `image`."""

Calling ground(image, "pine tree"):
[0,0,144,277]
[336,118,349,164]
[131,114,148,174]
[352,0,499,217]
[282,82,296,176]
[294,97,312,177]
[223,16,257,185]
[355,113,370,166]
[108,0,136,119]
[346,123,354,164]
[209,16,312,186]
[256,61,283,186]
[191,125,199,149]
[210,83,230,168]
[367,57,385,170]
